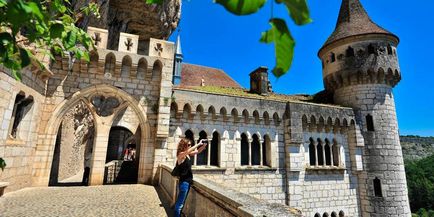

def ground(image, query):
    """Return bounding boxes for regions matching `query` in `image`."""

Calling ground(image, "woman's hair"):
[176,138,191,157]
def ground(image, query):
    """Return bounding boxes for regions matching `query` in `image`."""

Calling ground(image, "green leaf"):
[276,0,312,25]
[19,48,31,67]
[260,18,295,78]
[12,69,22,81]
[64,31,77,49]
[215,0,266,15]
[0,0,6,7]
[50,23,64,38]
[0,158,6,171]
[27,2,44,21]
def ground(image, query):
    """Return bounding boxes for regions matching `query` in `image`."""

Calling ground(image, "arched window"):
[346,46,355,57]
[231,108,238,123]
[196,105,204,121]
[9,92,33,139]
[368,44,376,55]
[253,110,260,124]
[263,111,270,125]
[88,51,99,70]
[332,140,340,166]
[387,44,393,55]
[196,131,208,165]
[137,58,147,79]
[339,211,345,217]
[170,102,178,119]
[273,112,280,126]
[210,131,220,166]
[242,109,249,124]
[104,53,115,75]
[374,177,383,197]
[152,61,162,79]
[241,133,249,166]
[185,130,194,146]
[309,138,316,166]
[323,213,329,217]
[314,213,321,217]
[251,134,260,165]
[220,107,227,122]
[366,114,375,131]
[263,134,271,167]
[330,52,336,63]
[317,139,324,166]
[325,139,332,166]
[121,55,132,78]
[208,106,216,120]
[183,104,191,120]
[331,212,337,217]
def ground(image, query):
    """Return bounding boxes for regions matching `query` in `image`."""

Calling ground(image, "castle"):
[0,0,411,216]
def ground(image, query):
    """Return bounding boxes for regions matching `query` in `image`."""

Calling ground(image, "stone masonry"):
[0,0,411,216]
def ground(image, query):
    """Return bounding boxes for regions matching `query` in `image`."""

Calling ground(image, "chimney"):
[249,66,271,95]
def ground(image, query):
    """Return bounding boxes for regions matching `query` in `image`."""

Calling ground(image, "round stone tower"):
[318,0,410,216]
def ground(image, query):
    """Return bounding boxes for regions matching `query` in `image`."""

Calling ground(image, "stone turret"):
[318,0,410,216]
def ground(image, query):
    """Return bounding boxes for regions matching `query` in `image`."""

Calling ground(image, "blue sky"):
[168,0,434,137]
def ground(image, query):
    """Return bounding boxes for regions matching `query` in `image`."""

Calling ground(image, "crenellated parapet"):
[319,38,401,91]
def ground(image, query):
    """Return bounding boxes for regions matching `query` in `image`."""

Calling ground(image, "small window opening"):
[366,114,375,131]
[339,211,345,217]
[368,44,376,55]
[374,177,383,197]
[387,44,393,55]
[346,46,355,57]
[330,53,336,63]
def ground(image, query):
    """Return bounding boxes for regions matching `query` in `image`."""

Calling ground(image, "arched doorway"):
[49,101,95,186]
[104,126,140,184]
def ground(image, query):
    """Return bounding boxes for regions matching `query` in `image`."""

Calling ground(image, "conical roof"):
[175,34,182,56]
[321,0,398,50]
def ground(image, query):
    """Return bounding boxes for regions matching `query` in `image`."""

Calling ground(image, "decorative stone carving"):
[148,38,174,59]
[87,27,108,49]
[91,95,120,116]
[118,32,139,53]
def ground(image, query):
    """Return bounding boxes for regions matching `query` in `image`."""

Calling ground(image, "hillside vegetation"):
[401,135,434,216]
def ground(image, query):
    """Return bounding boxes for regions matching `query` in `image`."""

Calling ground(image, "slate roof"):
[321,0,398,50]
[179,63,241,88]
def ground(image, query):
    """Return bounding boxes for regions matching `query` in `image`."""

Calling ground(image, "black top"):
[177,157,193,184]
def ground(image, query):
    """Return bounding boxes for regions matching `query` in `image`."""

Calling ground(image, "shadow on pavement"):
[154,185,174,217]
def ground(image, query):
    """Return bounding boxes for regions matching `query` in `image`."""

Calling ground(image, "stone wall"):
[158,164,301,217]
[284,102,361,216]
[168,89,287,204]
[0,67,46,192]
[335,84,410,216]
[31,44,174,187]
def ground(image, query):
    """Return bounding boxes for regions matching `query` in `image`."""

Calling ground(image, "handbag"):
[171,162,180,177]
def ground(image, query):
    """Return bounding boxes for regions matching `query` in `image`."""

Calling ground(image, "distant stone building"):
[0,0,410,216]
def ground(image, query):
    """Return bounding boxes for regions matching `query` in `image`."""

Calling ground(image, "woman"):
[174,138,207,217]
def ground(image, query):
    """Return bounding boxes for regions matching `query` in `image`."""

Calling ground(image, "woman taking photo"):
[174,138,207,217]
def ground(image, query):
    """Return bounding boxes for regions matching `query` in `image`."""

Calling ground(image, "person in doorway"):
[174,138,207,217]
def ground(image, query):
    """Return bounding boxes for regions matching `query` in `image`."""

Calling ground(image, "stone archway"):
[32,84,151,187]
[49,100,95,186]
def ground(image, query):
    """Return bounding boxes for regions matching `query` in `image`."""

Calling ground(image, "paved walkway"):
[0,185,171,217]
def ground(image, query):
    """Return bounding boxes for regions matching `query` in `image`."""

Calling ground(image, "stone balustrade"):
[158,164,301,217]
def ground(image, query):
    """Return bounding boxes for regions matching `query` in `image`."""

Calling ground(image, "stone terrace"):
[0,185,169,217]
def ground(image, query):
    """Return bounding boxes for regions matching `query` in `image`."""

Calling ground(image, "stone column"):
[207,137,211,167]
[89,118,111,186]
[259,139,263,166]
[248,138,252,166]
[314,141,319,166]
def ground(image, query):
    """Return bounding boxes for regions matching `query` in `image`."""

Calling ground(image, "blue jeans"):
[174,181,190,217]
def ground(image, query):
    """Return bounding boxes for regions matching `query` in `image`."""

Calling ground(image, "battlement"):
[319,39,401,91]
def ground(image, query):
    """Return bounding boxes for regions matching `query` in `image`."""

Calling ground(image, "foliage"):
[0,158,5,171]
[214,0,312,78]
[147,0,312,78]
[0,0,99,80]
[405,154,434,213]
